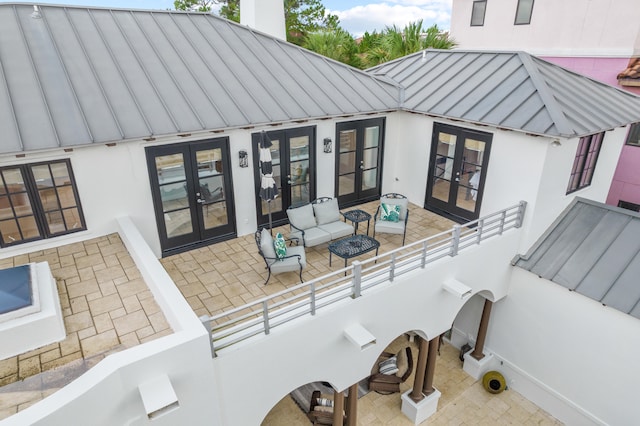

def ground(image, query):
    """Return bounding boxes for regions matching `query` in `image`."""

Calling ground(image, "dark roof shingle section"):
[369,50,640,138]
[513,198,640,319]
[0,4,399,154]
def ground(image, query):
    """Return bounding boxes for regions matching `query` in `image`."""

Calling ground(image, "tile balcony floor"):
[0,234,172,421]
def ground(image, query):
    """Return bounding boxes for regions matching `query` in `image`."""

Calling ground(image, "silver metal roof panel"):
[0,4,399,154]
[514,198,640,320]
[370,50,640,138]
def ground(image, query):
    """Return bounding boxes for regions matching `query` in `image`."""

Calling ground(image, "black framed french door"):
[146,138,236,256]
[252,126,316,228]
[425,123,492,222]
[335,118,385,208]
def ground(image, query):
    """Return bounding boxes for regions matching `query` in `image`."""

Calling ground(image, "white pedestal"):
[463,351,495,380]
[401,388,441,425]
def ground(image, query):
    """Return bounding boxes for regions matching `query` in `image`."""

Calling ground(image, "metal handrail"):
[201,201,527,356]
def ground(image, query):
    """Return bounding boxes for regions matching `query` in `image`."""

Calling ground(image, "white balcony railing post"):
[516,200,527,228]
[499,211,506,234]
[310,282,316,315]
[200,315,215,358]
[451,225,461,256]
[477,219,484,245]
[352,261,362,298]
[421,241,428,268]
[389,253,396,281]
[262,301,270,335]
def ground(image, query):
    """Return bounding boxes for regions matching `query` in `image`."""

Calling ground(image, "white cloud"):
[329,1,452,37]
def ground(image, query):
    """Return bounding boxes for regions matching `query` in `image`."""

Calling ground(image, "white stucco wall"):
[450,0,640,56]
[483,268,640,425]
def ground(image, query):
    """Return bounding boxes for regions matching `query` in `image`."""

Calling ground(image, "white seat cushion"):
[313,198,341,225]
[375,220,405,235]
[287,204,317,230]
[291,227,331,247]
[318,221,353,240]
[260,228,277,259]
[269,245,306,273]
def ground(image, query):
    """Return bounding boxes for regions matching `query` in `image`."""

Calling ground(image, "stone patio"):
[0,234,172,420]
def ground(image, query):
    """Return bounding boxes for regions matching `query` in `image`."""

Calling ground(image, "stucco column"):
[422,335,440,396]
[471,299,493,360]
[410,336,429,402]
[346,383,358,425]
[333,389,345,426]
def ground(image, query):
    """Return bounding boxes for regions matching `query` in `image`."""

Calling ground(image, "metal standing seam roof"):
[368,49,640,138]
[0,3,400,154]
[513,198,640,320]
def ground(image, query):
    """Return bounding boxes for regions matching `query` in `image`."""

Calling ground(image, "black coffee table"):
[328,234,380,269]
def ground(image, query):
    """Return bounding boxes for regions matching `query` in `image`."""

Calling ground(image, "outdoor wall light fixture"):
[323,137,332,153]
[551,139,562,147]
[239,150,248,168]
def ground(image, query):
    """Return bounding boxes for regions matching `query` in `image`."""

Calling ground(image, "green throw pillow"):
[273,233,287,259]
[380,203,400,222]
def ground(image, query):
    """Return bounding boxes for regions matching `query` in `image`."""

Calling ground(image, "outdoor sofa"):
[286,197,353,247]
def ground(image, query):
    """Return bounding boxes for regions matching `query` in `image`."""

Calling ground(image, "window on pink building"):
[515,0,534,25]
[626,123,640,147]
[471,1,487,26]
[566,132,604,194]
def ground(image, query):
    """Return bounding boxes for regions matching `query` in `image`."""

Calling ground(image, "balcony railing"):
[200,201,527,357]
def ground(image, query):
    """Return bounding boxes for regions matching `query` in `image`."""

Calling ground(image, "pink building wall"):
[543,56,640,208]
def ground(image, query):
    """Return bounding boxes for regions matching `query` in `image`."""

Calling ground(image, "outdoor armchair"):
[373,193,409,245]
[368,346,414,394]
[255,228,306,285]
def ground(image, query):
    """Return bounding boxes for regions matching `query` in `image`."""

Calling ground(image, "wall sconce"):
[442,279,472,300]
[239,150,248,168]
[323,137,332,153]
[551,139,562,147]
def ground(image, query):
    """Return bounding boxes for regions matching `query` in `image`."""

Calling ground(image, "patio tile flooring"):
[0,234,172,421]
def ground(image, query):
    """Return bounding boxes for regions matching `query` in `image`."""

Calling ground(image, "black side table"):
[341,209,372,235]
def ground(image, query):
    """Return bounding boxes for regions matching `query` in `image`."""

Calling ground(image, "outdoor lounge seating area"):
[286,197,354,247]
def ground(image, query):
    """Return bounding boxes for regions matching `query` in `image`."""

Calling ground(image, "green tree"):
[362,21,456,68]
[173,0,219,12]
[303,29,361,68]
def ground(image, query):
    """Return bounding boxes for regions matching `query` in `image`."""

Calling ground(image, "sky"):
[17,0,452,37]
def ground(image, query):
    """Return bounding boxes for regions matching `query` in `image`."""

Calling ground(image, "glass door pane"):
[361,126,379,192]
[196,148,228,230]
[261,137,283,217]
[431,132,457,202]
[338,129,357,197]
[288,135,310,206]
[155,153,193,239]
[0,168,41,245]
[455,138,486,212]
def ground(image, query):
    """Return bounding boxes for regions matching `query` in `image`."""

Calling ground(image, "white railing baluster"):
[421,241,428,268]
[476,219,484,244]
[499,211,506,234]
[451,225,461,256]
[516,200,527,227]
[352,261,362,298]
[310,282,316,315]
[263,301,270,335]
[389,253,396,281]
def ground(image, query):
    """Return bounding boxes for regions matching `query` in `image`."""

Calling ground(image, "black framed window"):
[618,200,640,212]
[626,123,640,146]
[0,159,86,247]
[515,0,534,25]
[471,0,487,26]
[566,133,603,194]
